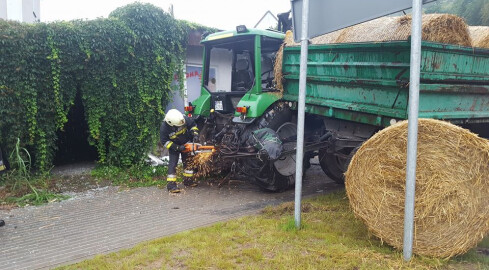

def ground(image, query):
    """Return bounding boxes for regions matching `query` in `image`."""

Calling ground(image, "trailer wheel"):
[319,147,356,184]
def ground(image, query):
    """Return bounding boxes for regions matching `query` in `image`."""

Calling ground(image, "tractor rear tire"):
[243,103,294,192]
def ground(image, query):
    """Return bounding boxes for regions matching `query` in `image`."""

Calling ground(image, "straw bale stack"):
[345,119,489,258]
[311,30,343,45]
[469,26,489,49]
[273,14,472,91]
[273,41,285,92]
[273,31,292,92]
[284,14,472,46]
[328,14,471,46]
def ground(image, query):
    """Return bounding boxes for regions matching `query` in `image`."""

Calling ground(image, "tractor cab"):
[190,27,285,120]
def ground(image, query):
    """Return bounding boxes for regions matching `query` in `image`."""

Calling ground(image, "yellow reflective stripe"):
[207,32,234,41]
[191,126,199,131]
[0,164,5,171]
[183,172,194,177]
[169,127,187,139]
[167,174,177,181]
[165,141,173,149]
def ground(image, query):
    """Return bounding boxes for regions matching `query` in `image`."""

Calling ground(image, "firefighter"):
[160,109,199,193]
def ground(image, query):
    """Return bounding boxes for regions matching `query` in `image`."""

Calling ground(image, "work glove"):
[176,144,186,152]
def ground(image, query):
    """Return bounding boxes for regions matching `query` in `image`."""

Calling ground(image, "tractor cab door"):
[203,36,255,114]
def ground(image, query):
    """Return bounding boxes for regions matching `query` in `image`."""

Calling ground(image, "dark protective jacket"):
[160,115,198,152]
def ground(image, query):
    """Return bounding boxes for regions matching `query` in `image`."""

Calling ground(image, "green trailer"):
[190,28,489,190]
[282,41,489,127]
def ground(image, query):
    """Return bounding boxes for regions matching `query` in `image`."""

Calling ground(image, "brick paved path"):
[0,166,339,270]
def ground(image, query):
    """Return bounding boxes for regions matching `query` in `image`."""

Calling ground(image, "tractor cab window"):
[233,51,254,91]
[204,37,255,92]
[206,47,233,92]
[261,36,283,90]
[261,51,275,90]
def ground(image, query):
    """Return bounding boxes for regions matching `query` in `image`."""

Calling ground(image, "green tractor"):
[188,26,299,191]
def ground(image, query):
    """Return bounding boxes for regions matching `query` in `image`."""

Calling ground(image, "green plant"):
[0,3,216,171]
[92,164,169,188]
[7,189,69,207]
[279,218,307,232]
[8,138,32,190]
[425,0,489,26]
[1,138,69,206]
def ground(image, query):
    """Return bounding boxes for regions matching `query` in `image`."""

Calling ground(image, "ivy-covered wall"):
[0,3,211,169]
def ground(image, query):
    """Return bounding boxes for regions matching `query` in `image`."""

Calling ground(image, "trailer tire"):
[319,147,356,184]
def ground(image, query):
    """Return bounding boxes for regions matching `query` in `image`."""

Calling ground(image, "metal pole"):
[294,0,309,229]
[403,0,423,261]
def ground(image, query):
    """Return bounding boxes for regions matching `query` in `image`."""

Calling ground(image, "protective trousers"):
[166,150,195,185]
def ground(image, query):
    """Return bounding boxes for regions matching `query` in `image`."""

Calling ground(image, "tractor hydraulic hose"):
[319,132,333,142]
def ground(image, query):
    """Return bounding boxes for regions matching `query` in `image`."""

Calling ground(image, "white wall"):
[6,0,21,21]
[0,0,7,20]
[22,0,40,22]
[165,45,204,112]
[185,46,204,104]
[0,0,40,22]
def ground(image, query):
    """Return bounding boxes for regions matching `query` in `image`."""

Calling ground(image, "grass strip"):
[57,191,488,270]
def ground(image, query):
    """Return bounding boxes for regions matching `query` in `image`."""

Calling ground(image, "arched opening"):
[53,90,98,165]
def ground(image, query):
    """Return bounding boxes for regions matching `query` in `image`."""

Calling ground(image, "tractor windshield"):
[203,36,255,92]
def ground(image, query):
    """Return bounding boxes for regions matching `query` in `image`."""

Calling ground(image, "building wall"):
[185,45,206,103]
[22,0,40,22]
[0,0,40,22]
[0,0,7,20]
[186,45,203,66]
[165,45,204,113]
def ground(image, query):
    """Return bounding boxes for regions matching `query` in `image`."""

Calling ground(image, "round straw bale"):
[469,26,489,49]
[345,119,489,258]
[420,14,472,46]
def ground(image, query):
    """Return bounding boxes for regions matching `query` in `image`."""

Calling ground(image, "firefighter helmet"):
[164,109,185,127]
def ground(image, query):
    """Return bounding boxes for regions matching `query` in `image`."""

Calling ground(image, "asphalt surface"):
[0,163,341,270]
